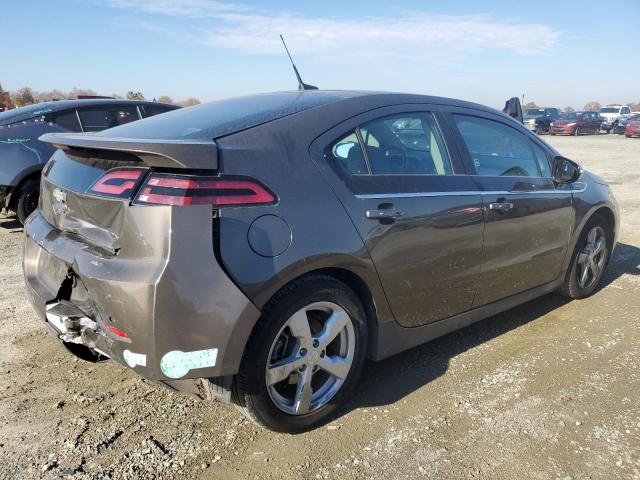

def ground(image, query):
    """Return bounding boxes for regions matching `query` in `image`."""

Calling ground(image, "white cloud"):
[104,1,561,65]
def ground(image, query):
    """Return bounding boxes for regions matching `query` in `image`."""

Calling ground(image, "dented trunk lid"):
[38,133,218,253]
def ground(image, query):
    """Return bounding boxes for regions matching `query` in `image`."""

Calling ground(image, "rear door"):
[448,110,572,306]
[310,106,484,327]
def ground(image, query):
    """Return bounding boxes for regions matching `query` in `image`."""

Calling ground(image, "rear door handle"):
[488,202,513,213]
[366,209,404,220]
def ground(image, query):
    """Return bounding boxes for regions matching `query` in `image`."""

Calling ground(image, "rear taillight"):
[133,173,276,207]
[87,168,145,199]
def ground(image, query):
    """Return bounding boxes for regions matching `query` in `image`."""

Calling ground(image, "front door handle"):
[488,202,514,213]
[366,208,404,220]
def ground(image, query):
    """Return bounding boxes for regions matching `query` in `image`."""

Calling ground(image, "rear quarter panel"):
[214,114,396,340]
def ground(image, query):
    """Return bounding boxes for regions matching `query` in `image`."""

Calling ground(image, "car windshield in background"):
[559,112,578,120]
[97,92,360,140]
[0,102,58,123]
[599,108,619,113]
[525,109,546,117]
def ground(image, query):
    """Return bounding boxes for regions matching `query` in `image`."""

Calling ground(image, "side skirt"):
[374,279,563,361]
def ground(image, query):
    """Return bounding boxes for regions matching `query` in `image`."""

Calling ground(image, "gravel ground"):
[1,134,639,480]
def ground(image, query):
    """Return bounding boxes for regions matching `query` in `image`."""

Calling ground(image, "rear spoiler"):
[39,133,217,170]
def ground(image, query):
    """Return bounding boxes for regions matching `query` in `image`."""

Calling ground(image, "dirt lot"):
[1,134,639,480]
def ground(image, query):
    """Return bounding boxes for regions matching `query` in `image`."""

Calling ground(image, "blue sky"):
[4,0,639,109]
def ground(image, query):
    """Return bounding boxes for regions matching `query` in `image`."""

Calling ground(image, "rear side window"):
[331,112,452,176]
[78,106,140,132]
[331,133,367,174]
[453,115,542,177]
[46,110,81,132]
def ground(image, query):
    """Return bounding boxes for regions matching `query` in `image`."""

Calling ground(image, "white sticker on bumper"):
[123,350,147,369]
[160,348,218,379]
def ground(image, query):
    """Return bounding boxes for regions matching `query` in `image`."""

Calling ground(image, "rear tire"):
[232,275,368,433]
[558,214,612,299]
[574,127,581,136]
[16,177,40,226]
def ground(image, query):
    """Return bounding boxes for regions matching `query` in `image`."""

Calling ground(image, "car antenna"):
[280,34,318,91]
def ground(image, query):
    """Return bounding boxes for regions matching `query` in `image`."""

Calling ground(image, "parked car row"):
[520,104,640,138]
[616,113,640,137]
[0,98,178,223]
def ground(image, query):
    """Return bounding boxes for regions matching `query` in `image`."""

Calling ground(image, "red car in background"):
[624,115,640,138]
[550,111,602,136]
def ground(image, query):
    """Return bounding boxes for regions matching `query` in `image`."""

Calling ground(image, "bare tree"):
[583,101,601,112]
[564,106,575,113]
[628,102,640,112]
[34,89,66,102]
[69,87,98,98]
[12,87,36,107]
[158,95,174,105]
[523,101,539,110]
[126,91,145,100]
[179,97,201,107]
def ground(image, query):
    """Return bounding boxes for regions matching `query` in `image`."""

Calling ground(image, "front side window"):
[453,115,543,177]
[330,112,452,176]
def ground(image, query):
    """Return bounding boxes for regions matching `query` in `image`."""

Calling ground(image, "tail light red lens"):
[87,169,145,199]
[133,173,276,207]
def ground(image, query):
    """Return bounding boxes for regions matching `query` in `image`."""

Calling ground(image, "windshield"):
[559,112,578,120]
[525,109,545,117]
[0,103,59,123]
[599,107,619,113]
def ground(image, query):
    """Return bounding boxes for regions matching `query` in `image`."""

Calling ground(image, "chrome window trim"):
[355,185,586,200]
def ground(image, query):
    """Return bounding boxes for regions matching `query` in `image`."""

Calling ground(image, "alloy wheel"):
[265,302,355,415]
[577,226,607,289]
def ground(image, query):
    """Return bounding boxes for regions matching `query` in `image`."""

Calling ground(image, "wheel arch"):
[310,267,380,360]
[590,205,616,236]
[8,169,42,211]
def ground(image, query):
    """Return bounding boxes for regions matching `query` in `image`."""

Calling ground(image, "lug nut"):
[299,364,307,372]
[300,348,307,356]
[320,351,325,358]
[312,339,320,348]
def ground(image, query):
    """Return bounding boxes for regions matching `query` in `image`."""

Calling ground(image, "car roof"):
[94,90,502,141]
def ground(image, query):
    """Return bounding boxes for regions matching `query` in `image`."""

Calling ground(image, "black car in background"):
[0,99,178,223]
[523,107,561,134]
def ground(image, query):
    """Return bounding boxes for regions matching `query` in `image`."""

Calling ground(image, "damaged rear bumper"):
[23,208,261,399]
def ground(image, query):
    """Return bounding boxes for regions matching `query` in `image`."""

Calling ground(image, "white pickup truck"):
[599,105,632,133]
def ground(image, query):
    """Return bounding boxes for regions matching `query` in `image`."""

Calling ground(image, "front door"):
[311,108,484,327]
[450,112,573,306]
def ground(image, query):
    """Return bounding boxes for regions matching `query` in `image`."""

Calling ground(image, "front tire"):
[574,127,581,136]
[16,177,40,225]
[233,275,368,433]
[559,214,612,299]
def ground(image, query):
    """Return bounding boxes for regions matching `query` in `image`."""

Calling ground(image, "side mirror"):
[553,156,582,184]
